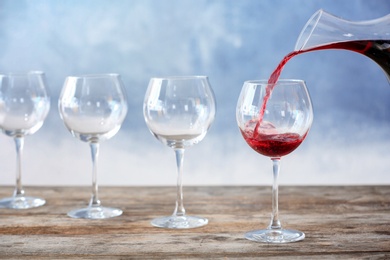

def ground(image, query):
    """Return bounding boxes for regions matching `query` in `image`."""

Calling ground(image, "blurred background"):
[0,0,389,186]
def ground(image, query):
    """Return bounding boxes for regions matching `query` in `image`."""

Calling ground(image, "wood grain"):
[0,186,389,259]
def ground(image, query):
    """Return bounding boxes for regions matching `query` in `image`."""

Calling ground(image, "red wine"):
[253,40,390,138]
[270,40,390,86]
[241,130,306,158]
[244,41,390,156]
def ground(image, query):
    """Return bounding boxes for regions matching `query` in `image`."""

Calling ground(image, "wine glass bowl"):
[59,74,127,219]
[236,79,313,243]
[144,76,216,229]
[59,75,125,143]
[0,71,50,209]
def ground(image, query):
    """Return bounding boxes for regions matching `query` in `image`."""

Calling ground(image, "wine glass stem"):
[270,158,282,230]
[89,142,101,207]
[173,148,186,217]
[13,136,25,197]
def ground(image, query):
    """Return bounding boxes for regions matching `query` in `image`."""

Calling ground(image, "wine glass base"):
[151,215,208,229]
[0,196,46,209]
[245,228,305,243]
[67,206,123,219]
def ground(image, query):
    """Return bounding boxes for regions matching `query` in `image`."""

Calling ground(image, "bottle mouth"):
[295,10,390,51]
[294,9,324,51]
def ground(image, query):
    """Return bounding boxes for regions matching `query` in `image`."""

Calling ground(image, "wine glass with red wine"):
[144,76,216,229]
[236,79,313,243]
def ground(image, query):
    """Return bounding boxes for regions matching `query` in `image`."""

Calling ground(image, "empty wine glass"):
[59,74,128,219]
[236,79,313,243]
[0,71,50,209]
[143,76,216,229]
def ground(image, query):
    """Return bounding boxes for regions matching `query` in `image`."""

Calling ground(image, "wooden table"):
[0,186,389,259]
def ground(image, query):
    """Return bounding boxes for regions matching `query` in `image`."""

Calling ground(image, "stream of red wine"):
[245,40,390,156]
[253,40,390,138]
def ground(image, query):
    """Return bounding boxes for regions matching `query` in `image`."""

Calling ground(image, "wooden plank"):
[0,186,389,259]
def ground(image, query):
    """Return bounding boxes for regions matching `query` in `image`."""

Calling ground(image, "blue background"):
[0,0,389,186]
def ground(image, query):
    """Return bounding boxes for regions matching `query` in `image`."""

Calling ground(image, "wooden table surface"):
[0,186,389,259]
